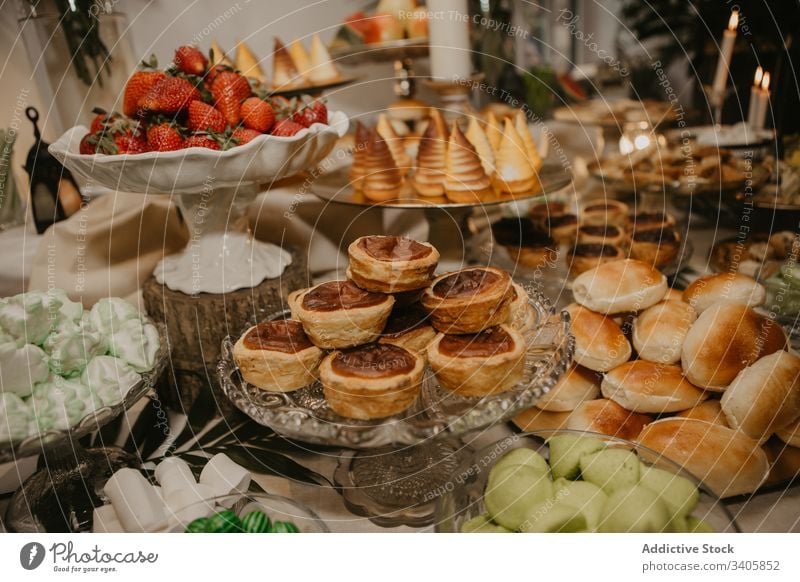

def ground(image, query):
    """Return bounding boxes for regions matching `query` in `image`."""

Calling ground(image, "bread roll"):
[776,417,800,447]
[571,259,667,314]
[682,272,766,314]
[663,288,683,302]
[762,437,800,486]
[681,302,786,390]
[637,418,769,497]
[565,304,632,372]
[536,364,601,412]
[720,351,800,442]
[676,399,728,427]
[566,398,652,440]
[512,407,571,432]
[632,300,697,364]
[601,361,707,414]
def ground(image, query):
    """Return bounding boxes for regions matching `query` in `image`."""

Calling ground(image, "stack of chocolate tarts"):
[233,235,537,421]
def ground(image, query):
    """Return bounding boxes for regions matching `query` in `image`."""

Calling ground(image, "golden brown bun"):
[536,364,601,412]
[776,417,800,447]
[683,272,766,314]
[720,351,800,442]
[601,360,707,414]
[763,438,800,486]
[571,259,668,314]
[637,418,770,497]
[512,407,571,432]
[565,304,632,372]
[675,399,729,427]
[566,398,652,440]
[663,288,683,302]
[681,303,786,390]
[632,300,697,364]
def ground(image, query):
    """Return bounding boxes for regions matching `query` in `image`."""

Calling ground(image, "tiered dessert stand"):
[2,325,168,532]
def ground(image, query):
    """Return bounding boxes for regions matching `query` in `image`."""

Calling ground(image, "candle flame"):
[761,72,770,92]
[754,66,763,86]
[728,10,739,30]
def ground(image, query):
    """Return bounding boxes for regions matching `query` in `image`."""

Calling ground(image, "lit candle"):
[746,67,763,127]
[753,72,771,130]
[427,0,472,81]
[711,11,739,105]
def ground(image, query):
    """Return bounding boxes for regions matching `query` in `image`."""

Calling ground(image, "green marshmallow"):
[484,464,553,530]
[519,498,588,533]
[494,448,550,475]
[271,521,299,533]
[579,448,640,494]
[639,466,699,519]
[553,478,608,530]
[599,485,672,532]
[241,511,272,533]
[461,514,512,533]
[185,518,210,533]
[686,516,715,533]
[207,510,243,533]
[547,434,606,480]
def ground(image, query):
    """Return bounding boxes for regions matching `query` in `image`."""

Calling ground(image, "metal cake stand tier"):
[219,289,573,526]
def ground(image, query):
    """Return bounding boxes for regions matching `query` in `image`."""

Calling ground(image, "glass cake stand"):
[1,323,169,533]
[218,288,573,527]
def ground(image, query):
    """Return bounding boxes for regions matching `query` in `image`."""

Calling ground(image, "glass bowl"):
[433,430,740,533]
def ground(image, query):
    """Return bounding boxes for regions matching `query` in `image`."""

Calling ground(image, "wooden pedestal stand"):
[142,248,308,417]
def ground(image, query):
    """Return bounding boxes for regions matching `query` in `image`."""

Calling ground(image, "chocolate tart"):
[427,324,525,396]
[543,213,579,246]
[529,201,569,225]
[577,224,627,247]
[629,228,680,268]
[347,235,439,293]
[319,343,424,419]
[625,211,676,233]
[567,243,625,277]
[580,199,629,226]
[378,304,436,354]
[233,320,323,392]
[294,280,394,349]
[421,267,514,334]
[491,217,558,269]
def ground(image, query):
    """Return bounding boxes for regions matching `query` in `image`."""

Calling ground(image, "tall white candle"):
[427,0,472,81]
[753,72,771,130]
[746,67,763,127]
[711,11,739,104]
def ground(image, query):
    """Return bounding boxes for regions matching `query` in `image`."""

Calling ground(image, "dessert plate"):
[311,163,572,209]
[218,289,572,449]
[48,111,349,194]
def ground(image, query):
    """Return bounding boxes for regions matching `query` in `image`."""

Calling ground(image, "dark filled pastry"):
[293,280,394,348]
[580,199,629,226]
[347,235,439,293]
[577,224,627,247]
[567,243,625,276]
[529,201,568,225]
[491,217,558,269]
[625,211,676,233]
[542,213,579,246]
[629,228,680,268]
[233,320,323,392]
[319,343,424,419]
[421,267,514,333]
[378,304,437,354]
[427,324,525,396]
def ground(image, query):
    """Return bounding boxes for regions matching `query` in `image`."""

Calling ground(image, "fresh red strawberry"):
[174,45,207,76]
[147,123,185,151]
[187,100,226,133]
[204,63,229,87]
[270,119,304,137]
[211,71,252,126]
[240,97,275,132]
[267,95,295,119]
[79,134,97,155]
[91,118,148,154]
[292,98,328,128]
[122,70,165,116]
[229,127,262,147]
[184,134,221,150]
[112,132,149,154]
[139,76,200,114]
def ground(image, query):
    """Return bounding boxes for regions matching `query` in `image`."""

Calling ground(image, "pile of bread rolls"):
[514,259,800,498]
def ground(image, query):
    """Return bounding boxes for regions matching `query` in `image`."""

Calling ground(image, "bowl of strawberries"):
[49,46,348,195]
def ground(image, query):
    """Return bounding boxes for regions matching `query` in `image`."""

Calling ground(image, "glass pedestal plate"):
[218,290,572,527]
[1,324,168,533]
